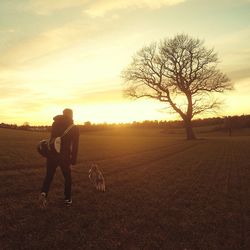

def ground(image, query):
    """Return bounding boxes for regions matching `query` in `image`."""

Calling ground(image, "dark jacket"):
[50,115,79,165]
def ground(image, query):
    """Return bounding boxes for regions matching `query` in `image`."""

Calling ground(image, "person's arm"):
[71,126,79,165]
[50,122,57,140]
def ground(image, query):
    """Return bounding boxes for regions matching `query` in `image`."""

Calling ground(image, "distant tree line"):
[0,123,49,131]
[1,114,250,132]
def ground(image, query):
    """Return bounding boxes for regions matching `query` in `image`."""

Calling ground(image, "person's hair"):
[63,108,73,119]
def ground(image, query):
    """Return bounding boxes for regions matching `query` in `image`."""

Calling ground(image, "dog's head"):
[89,163,99,174]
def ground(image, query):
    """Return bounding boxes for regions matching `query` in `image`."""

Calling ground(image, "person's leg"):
[60,163,72,200]
[41,158,57,196]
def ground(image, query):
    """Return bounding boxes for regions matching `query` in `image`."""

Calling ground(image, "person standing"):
[39,108,79,207]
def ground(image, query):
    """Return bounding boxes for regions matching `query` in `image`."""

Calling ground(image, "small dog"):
[88,163,106,192]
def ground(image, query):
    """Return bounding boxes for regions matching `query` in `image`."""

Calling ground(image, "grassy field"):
[0,127,250,249]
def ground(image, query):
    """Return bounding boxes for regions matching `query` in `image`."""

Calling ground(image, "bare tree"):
[122,34,233,140]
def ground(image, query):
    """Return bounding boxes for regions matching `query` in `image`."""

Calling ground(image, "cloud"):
[0,28,15,33]
[2,0,186,66]
[23,0,89,15]
[0,82,47,122]
[227,68,250,82]
[206,28,250,82]
[24,0,185,16]
[0,86,125,125]
[1,21,97,66]
[43,88,124,106]
[84,0,186,17]
[71,88,123,104]
[0,85,32,98]
[0,98,46,125]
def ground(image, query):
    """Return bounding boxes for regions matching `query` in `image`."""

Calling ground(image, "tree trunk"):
[184,119,196,140]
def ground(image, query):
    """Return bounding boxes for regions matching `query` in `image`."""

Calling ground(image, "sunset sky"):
[0,0,249,125]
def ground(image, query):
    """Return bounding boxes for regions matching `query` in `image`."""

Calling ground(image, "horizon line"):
[1,113,250,127]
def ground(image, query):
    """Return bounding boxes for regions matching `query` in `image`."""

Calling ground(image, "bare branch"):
[122,33,233,124]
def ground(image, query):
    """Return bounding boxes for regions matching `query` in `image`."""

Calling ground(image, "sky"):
[0,0,249,125]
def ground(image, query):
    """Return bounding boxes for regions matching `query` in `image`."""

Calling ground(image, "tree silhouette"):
[122,34,233,139]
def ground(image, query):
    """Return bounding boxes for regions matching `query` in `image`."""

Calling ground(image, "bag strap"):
[61,124,75,138]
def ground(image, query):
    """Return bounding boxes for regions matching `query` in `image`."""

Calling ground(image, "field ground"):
[0,127,250,249]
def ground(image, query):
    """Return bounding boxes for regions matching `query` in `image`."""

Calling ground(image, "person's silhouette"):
[39,108,79,208]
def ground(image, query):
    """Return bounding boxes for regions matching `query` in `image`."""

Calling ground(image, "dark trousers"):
[41,157,71,200]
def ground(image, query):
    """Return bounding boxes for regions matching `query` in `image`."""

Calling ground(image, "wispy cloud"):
[23,0,88,15]
[227,68,250,82]
[69,88,124,104]
[1,21,97,66]
[2,0,186,66]
[24,0,185,16]
[207,28,250,82]
[0,28,15,33]
[84,0,186,17]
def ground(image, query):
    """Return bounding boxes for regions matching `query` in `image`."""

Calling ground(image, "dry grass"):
[0,128,250,249]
